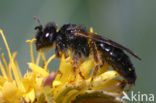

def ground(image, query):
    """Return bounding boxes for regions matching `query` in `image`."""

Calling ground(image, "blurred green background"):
[0,0,155,102]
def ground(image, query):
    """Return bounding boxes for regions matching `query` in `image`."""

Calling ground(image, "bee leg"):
[56,69,63,79]
[88,65,99,88]
[91,65,99,82]
[73,53,85,80]
[55,44,61,58]
[72,54,79,80]
[90,41,99,84]
[55,41,67,58]
[72,67,85,80]
[125,83,133,93]
[73,63,85,80]
[78,58,85,80]
[79,69,85,80]
[73,66,77,80]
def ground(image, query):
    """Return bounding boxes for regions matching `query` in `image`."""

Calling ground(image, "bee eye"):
[45,33,50,38]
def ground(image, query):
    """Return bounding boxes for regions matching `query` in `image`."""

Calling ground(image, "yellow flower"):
[0,28,127,103]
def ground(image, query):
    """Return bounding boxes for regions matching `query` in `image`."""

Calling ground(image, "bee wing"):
[73,32,141,60]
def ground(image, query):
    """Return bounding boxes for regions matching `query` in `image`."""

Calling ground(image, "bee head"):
[34,17,57,51]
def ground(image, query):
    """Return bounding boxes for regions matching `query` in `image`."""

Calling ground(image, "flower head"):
[0,28,128,103]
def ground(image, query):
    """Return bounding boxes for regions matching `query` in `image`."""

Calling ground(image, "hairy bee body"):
[95,41,136,84]
[55,24,90,69]
[35,22,140,85]
[55,24,90,58]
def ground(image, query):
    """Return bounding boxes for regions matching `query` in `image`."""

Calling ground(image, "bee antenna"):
[33,16,41,25]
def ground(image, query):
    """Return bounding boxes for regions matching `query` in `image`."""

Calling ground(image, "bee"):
[34,17,141,85]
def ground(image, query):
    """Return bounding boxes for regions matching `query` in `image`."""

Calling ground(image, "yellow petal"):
[28,63,49,77]
[79,59,94,78]
[53,81,62,87]
[86,70,119,87]
[22,72,35,92]
[0,76,6,86]
[96,63,109,76]
[2,81,21,103]
[55,85,81,103]
[93,80,126,92]
[55,56,74,83]
[23,88,35,102]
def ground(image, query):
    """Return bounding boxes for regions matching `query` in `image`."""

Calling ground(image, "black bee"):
[34,17,141,85]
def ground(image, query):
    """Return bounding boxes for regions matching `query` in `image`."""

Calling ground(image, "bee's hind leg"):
[90,65,100,86]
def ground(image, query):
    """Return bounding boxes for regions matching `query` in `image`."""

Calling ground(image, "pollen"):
[128,68,132,71]
[90,27,94,33]
[0,29,128,103]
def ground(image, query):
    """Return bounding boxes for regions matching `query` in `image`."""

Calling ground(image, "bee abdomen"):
[97,42,137,85]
